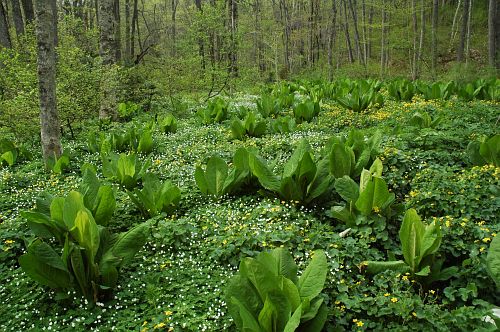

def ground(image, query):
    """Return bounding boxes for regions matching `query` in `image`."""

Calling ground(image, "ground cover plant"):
[0,78,499,332]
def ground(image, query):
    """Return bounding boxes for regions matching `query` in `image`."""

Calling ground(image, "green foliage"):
[364,209,458,285]
[19,191,149,302]
[271,83,296,109]
[159,114,178,134]
[89,123,155,155]
[101,153,150,190]
[231,111,268,140]
[256,94,281,118]
[118,101,141,121]
[486,236,500,287]
[416,81,453,100]
[195,148,254,197]
[225,248,328,332]
[292,99,320,123]
[46,150,71,174]
[0,139,31,167]
[328,163,399,243]
[249,139,334,205]
[128,173,181,218]
[270,116,296,134]
[79,167,116,226]
[325,129,382,179]
[196,97,229,124]
[409,111,442,129]
[386,79,416,101]
[467,134,500,166]
[335,80,384,112]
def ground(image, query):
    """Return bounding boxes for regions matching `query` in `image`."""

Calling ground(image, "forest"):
[0,0,499,331]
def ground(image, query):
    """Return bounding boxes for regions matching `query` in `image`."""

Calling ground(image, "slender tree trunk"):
[0,2,10,48]
[457,0,469,62]
[417,0,425,77]
[194,0,205,70]
[367,4,373,59]
[228,0,238,77]
[114,0,121,62]
[347,0,364,64]
[280,0,291,76]
[34,0,62,163]
[449,0,461,50]
[11,0,24,36]
[21,0,34,24]
[328,0,337,80]
[131,0,138,60]
[171,0,177,57]
[98,0,117,120]
[361,0,367,65]
[342,0,354,63]
[124,0,130,61]
[488,0,497,68]
[380,0,386,77]
[411,0,418,79]
[432,0,438,78]
[465,0,472,63]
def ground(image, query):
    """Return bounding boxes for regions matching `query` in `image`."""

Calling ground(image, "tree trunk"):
[380,0,386,77]
[411,0,418,80]
[125,0,130,61]
[417,0,425,78]
[114,0,121,62]
[449,0,461,50]
[457,0,469,62]
[361,0,367,65]
[347,0,364,64]
[0,2,10,48]
[34,0,62,164]
[21,0,34,24]
[171,0,177,57]
[432,0,438,78]
[328,0,337,80]
[131,0,138,60]
[11,0,24,36]
[194,0,205,70]
[488,0,496,68]
[280,0,291,76]
[228,0,238,77]
[342,0,354,63]
[98,0,117,120]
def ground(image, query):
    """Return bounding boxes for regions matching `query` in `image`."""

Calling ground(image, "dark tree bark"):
[432,0,438,77]
[328,0,338,80]
[131,0,138,59]
[21,0,34,24]
[114,0,121,62]
[98,0,118,120]
[125,0,130,61]
[11,0,24,36]
[279,0,291,76]
[347,0,363,64]
[341,0,354,63]
[34,0,62,164]
[457,0,470,62]
[0,2,10,48]
[194,0,205,70]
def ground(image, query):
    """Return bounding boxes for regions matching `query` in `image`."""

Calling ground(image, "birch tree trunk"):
[34,0,62,164]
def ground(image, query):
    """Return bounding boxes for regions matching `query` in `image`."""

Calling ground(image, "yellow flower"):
[4,239,14,245]
[154,322,166,329]
[483,237,492,243]
[384,293,390,297]
[391,297,398,303]
[164,311,173,316]
[373,206,381,213]
[429,290,435,295]
[412,312,417,317]
[357,321,364,327]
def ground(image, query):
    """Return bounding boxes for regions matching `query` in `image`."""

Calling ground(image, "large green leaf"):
[231,297,263,332]
[399,209,424,273]
[70,246,91,300]
[195,165,209,194]
[480,134,500,166]
[80,168,101,209]
[283,140,310,179]
[19,240,71,289]
[419,222,442,263]
[486,236,500,286]
[329,143,354,178]
[355,176,394,216]
[205,156,229,196]
[137,129,153,154]
[297,250,327,300]
[298,302,328,332]
[72,210,100,260]
[93,186,116,225]
[334,176,359,203]
[110,222,149,267]
[240,257,279,303]
[255,248,298,283]
[226,275,262,326]
[63,191,86,230]
[364,260,409,275]
[249,154,281,193]
[283,304,302,332]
